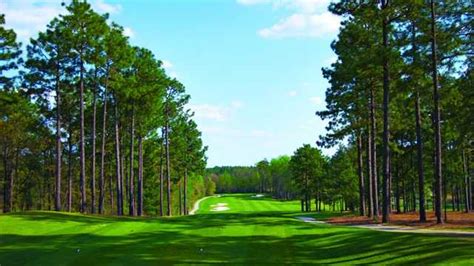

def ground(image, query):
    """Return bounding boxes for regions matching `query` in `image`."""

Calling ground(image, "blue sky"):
[2,0,340,167]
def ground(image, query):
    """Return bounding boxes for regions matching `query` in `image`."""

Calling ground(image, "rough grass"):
[0,194,473,265]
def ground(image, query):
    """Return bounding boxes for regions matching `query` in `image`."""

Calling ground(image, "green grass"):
[1,194,473,265]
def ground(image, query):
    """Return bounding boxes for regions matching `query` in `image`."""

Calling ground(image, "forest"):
[1,0,473,264]
[1,0,472,223]
[209,0,473,223]
[0,1,213,217]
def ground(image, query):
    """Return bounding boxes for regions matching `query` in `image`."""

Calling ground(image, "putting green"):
[1,194,473,264]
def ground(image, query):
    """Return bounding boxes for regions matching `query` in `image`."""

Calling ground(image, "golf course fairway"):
[1,194,473,264]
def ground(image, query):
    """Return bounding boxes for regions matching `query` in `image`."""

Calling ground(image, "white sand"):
[189,195,216,215]
[210,203,230,212]
[211,206,230,211]
[296,216,327,224]
[251,194,264,198]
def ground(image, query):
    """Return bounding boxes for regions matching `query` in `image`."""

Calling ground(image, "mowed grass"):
[1,194,473,265]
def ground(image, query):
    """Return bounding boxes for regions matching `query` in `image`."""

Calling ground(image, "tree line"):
[318,0,472,222]
[212,135,471,217]
[208,146,346,212]
[210,1,472,222]
[0,0,211,216]
[208,157,296,199]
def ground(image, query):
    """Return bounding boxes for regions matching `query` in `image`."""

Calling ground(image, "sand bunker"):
[251,194,264,198]
[210,203,229,212]
[296,216,327,224]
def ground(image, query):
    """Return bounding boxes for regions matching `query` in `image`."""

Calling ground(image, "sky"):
[1,0,341,167]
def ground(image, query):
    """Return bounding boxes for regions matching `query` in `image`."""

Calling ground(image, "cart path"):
[295,216,474,237]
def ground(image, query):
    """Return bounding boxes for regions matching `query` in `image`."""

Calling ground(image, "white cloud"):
[188,104,229,122]
[92,0,122,14]
[161,60,173,69]
[236,0,271,5]
[199,126,272,139]
[160,60,177,78]
[237,0,329,13]
[1,0,124,42]
[0,0,65,41]
[123,27,135,38]
[288,0,329,13]
[309,96,324,105]
[288,90,297,97]
[258,12,340,38]
[189,100,244,122]
[200,126,226,134]
[231,100,244,109]
[237,0,339,39]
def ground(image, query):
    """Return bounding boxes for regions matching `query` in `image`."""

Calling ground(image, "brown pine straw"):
[326,211,474,230]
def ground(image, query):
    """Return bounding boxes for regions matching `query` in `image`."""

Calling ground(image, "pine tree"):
[60,0,108,213]
[0,14,23,213]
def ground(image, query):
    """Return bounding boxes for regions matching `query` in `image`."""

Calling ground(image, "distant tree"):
[256,160,270,193]
[289,144,326,212]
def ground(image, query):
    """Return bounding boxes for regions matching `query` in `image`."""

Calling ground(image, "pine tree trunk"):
[159,128,164,216]
[415,89,427,221]
[305,173,309,212]
[357,134,366,216]
[402,180,407,213]
[381,0,390,223]
[123,145,128,206]
[456,185,461,211]
[179,180,182,215]
[122,145,127,208]
[67,135,73,212]
[55,68,62,212]
[3,147,9,213]
[388,160,392,213]
[370,85,378,217]
[99,79,108,214]
[48,177,52,210]
[184,168,188,215]
[463,149,470,212]
[39,170,43,210]
[410,21,427,222]
[129,104,135,216]
[79,58,86,213]
[443,178,447,222]
[137,135,143,216]
[48,151,53,211]
[14,149,19,210]
[453,187,456,211]
[318,192,322,211]
[166,111,171,216]
[114,97,123,216]
[91,74,97,214]
[109,174,114,213]
[395,168,400,213]
[469,153,472,211]
[430,0,443,224]
[366,129,374,218]
[8,150,16,212]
